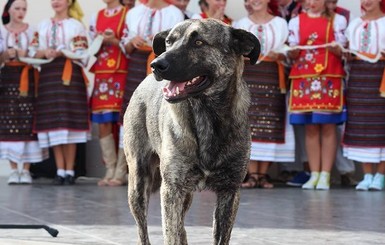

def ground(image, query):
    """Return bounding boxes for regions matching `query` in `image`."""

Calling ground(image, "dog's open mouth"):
[162,76,209,101]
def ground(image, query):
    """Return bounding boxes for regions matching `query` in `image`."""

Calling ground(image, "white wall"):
[0,0,361,27]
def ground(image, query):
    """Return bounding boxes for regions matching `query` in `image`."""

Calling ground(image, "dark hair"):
[2,0,15,25]
[199,0,208,8]
[268,0,280,16]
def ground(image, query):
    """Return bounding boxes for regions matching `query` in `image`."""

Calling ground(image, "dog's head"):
[151,19,260,102]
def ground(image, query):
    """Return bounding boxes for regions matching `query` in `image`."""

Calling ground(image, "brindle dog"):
[123,19,260,245]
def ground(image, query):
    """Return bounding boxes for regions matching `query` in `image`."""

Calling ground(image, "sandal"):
[255,173,274,189]
[97,179,110,186]
[108,179,126,186]
[241,173,259,188]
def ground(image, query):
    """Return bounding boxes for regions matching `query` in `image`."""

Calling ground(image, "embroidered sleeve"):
[72,35,88,52]
[277,18,289,47]
[333,14,347,46]
[0,29,4,53]
[89,13,98,41]
[288,16,300,46]
[28,21,48,57]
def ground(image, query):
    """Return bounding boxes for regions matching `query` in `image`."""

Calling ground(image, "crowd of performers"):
[0,0,384,192]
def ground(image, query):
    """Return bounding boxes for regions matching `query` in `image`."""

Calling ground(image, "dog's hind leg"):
[213,190,240,245]
[128,156,156,245]
[161,186,193,245]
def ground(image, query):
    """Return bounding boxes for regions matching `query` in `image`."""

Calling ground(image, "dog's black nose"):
[151,58,170,74]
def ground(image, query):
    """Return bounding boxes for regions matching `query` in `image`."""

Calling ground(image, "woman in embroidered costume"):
[287,0,347,190]
[89,0,130,186]
[30,0,89,185]
[0,0,48,185]
[234,0,294,189]
[117,0,183,184]
[192,0,232,24]
[343,0,385,191]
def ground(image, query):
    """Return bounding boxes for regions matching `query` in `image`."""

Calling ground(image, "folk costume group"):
[1,0,385,192]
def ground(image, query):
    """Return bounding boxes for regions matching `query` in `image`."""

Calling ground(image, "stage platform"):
[0,177,384,244]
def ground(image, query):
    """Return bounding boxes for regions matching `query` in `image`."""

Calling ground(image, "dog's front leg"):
[160,184,192,245]
[213,189,240,245]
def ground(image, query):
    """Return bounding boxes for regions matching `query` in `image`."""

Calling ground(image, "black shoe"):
[53,175,65,185]
[64,175,76,185]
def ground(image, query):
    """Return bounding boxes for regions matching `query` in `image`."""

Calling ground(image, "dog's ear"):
[152,29,171,56]
[230,28,261,65]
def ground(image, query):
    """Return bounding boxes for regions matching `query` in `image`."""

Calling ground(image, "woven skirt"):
[34,58,89,132]
[120,49,152,124]
[0,64,37,141]
[243,61,287,143]
[342,60,385,147]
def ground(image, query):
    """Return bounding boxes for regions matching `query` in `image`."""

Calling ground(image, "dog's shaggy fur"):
[123,19,260,245]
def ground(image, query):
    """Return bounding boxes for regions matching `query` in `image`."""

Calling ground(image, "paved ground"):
[0,177,384,244]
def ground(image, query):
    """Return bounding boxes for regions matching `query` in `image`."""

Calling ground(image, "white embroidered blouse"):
[233,16,288,56]
[345,16,385,54]
[122,3,184,45]
[29,18,88,65]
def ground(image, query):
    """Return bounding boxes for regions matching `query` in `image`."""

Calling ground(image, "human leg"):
[356,163,374,191]
[98,123,117,186]
[302,125,321,189]
[241,161,259,188]
[63,143,77,184]
[369,162,385,191]
[256,161,273,188]
[19,163,32,184]
[8,161,20,184]
[53,145,66,185]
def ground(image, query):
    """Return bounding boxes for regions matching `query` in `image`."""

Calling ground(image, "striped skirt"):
[243,61,287,143]
[120,49,152,124]
[0,64,37,141]
[34,58,89,132]
[342,60,385,147]
[243,61,295,162]
[0,141,48,164]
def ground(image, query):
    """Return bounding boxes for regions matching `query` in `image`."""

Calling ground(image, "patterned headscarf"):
[2,0,16,25]
[68,0,84,22]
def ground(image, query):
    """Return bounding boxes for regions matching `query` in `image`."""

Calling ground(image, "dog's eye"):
[165,40,172,46]
[195,40,203,46]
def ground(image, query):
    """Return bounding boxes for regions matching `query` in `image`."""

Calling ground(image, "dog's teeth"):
[186,81,191,86]
[176,87,180,95]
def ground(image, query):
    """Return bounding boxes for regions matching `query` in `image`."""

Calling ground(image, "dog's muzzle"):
[151,58,169,81]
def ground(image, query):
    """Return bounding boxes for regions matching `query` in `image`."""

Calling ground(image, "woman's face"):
[308,0,326,14]
[206,0,227,12]
[249,0,270,13]
[361,0,382,13]
[9,0,27,24]
[173,0,190,12]
[326,0,338,12]
[121,0,135,8]
[51,0,70,14]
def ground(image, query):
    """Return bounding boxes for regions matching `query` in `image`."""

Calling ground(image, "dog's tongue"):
[163,81,186,97]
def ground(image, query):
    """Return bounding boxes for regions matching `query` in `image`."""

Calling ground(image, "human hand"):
[45,48,59,59]
[287,49,300,60]
[328,44,342,56]
[6,47,17,60]
[130,36,146,49]
[102,28,117,45]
